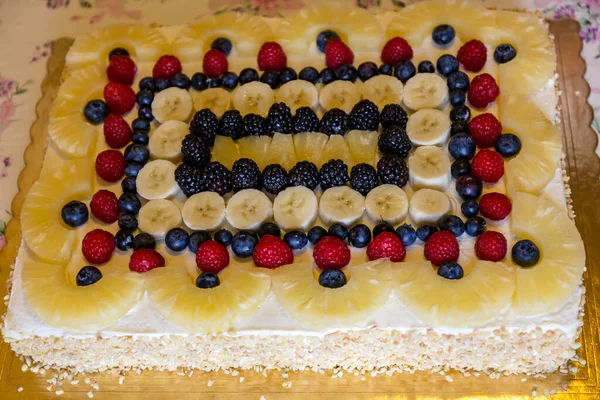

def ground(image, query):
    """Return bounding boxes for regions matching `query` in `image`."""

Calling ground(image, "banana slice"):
[273,186,318,230]
[191,88,230,117]
[319,186,365,226]
[148,120,189,161]
[403,73,448,111]
[136,160,180,200]
[406,109,450,147]
[408,188,451,226]
[408,146,451,191]
[151,87,193,123]
[225,189,273,230]
[231,81,274,117]
[319,81,362,113]
[181,192,226,231]
[365,184,409,224]
[138,199,182,239]
[276,80,319,113]
[362,75,404,109]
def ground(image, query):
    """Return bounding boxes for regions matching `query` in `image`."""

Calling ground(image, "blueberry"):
[258,222,281,238]
[211,37,232,56]
[378,63,393,76]
[432,24,455,46]
[495,133,521,157]
[283,230,309,251]
[239,68,259,85]
[138,106,154,121]
[319,68,337,85]
[121,176,137,194]
[260,70,280,89]
[165,228,189,252]
[358,61,379,81]
[451,159,471,178]
[133,232,156,250]
[61,200,89,227]
[231,230,258,257]
[465,216,486,237]
[118,213,138,231]
[191,72,208,91]
[115,229,134,250]
[279,67,297,85]
[299,66,319,84]
[436,54,459,77]
[438,215,465,237]
[373,221,395,237]
[188,231,212,253]
[308,226,328,245]
[335,64,358,82]
[196,271,220,289]
[347,224,371,248]
[76,266,103,286]
[512,239,540,267]
[461,200,479,218]
[447,71,470,91]
[217,71,237,90]
[139,77,156,92]
[316,29,340,53]
[207,77,222,88]
[328,223,348,240]
[83,100,109,124]
[494,44,517,64]
[132,118,150,133]
[171,73,191,89]
[319,268,347,288]
[214,229,233,247]
[118,193,141,214]
[437,262,464,280]
[456,174,483,200]
[416,225,438,242]
[449,133,476,160]
[131,130,149,145]
[396,223,417,246]
[154,78,171,91]
[394,60,416,83]
[417,60,435,73]
[450,105,471,122]
[449,89,466,106]
[124,162,142,177]
[450,120,469,136]
[124,144,149,164]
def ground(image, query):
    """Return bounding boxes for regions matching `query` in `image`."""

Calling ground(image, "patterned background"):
[0,0,598,251]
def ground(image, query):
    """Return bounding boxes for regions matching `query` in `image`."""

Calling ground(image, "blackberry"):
[349,163,379,196]
[181,134,211,167]
[378,125,412,157]
[265,102,293,134]
[319,108,349,136]
[189,109,219,146]
[231,158,261,191]
[243,113,267,137]
[292,106,320,133]
[175,163,205,197]
[201,162,232,196]
[319,159,349,190]
[261,164,288,195]
[219,110,243,139]
[377,155,409,187]
[349,99,379,131]
[288,161,319,190]
[379,104,408,129]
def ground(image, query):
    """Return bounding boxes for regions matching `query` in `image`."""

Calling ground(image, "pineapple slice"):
[272,260,391,329]
[21,261,143,332]
[172,13,274,62]
[211,136,240,170]
[66,24,169,70]
[293,131,328,166]
[393,260,515,328]
[499,95,562,196]
[238,136,272,170]
[345,130,378,167]
[146,265,271,333]
[322,135,355,168]
[266,133,297,171]
[277,6,385,55]
[510,192,585,316]
[21,159,93,265]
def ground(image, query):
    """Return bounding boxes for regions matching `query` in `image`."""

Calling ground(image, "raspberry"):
[95,149,125,182]
[82,229,115,264]
[471,149,504,183]
[467,73,500,109]
[479,192,512,221]
[106,55,137,85]
[129,248,166,273]
[469,113,502,148]
[457,39,487,72]
[366,232,406,262]
[381,37,413,66]
[103,82,136,115]
[257,42,287,72]
[103,114,132,148]
[252,235,294,269]
[202,49,228,78]
[313,236,351,270]
[423,231,460,266]
[325,38,354,71]
[90,190,120,223]
[475,231,507,261]
[152,55,182,80]
[196,240,230,273]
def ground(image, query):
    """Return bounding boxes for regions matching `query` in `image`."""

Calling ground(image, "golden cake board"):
[0,19,598,399]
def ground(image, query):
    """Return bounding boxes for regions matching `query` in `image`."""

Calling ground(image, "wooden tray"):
[0,19,598,399]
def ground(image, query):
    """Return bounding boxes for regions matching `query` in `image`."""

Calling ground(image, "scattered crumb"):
[231,370,239,377]
[360,377,366,381]
[575,90,580,96]
[207,380,214,387]
[17,387,23,392]
[445,376,453,382]
[239,377,245,383]
[532,390,537,397]
[282,373,289,379]
[118,376,125,385]
[87,390,94,398]
[70,380,79,385]
[260,396,266,400]
[521,377,527,382]
[55,389,64,395]
[21,364,28,372]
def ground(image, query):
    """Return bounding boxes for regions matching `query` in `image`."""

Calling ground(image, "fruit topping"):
[347,224,372,248]
[258,42,287,72]
[258,222,282,238]
[165,227,189,252]
[196,271,220,289]
[418,60,435,73]
[61,201,89,228]
[196,240,230,273]
[299,66,319,84]
[381,37,413,65]
[380,104,408,129]
[494,44,517,64]
[367,231,406,262]
[266,102,293,134]
[231,230,259,258]
[190,108,219,146]
[103,114,132,149]
[328,223,348,240]
[107,55,137,85]
[512,239,540,268]
[475,231,507,262]
[95,149,125,182]
[90,190,120,223]
[449,89,466,106]
[83,99,109,125]
[349,99,380,131]
[438,215,465,237]
[313,236,351,269]
[450,104,471,122]
[211,37,232,56]
[202,162,233,196]
[438,261,464,280]
[451,159,472,178]
[358,61,379,82]
[319,108,349,136]
[432,24,455,46]
[317,30,340,53]
[188,231,211,253]
[479,192,512,221]
[416,225,438,242]
[447,71,470,92]
[152,55,182,80]
[457,39,487,72]
[279,67,298,85]
[377,155,409,187]
[455,174,483,200]
[108,47,129,59]
[461,200,479,218]
[469,113,502,148]
[261,164,289,195]
[394,60,416,83]
[119,193,142,214]
[243,113,268,137]
[335,64,358,82]
[319,268,347,289]
[495,133,521,157]
[471,149,504,183]
[308,226,328,245]
[214,229,233,247]
[319,159,349,190]
[350,163,379,196]
[103,82,136,114]
[396,223,417,246]
[424,231,459,266]
[82,229,115,264]
[174,164,203,197]
[253,235,294,269]
[467,73,500,108]
[465,216,486,237]
[76,266,103,287]
[436,54,459,77]
[203,49,228,78]
[378,125,412,158]
[129,248,166,272]
[292,106,320,133]
[231,158,261,192]
[319,67,337,84]
[288,161,319,190]
[325,38,354,70]
[283,230,309,251]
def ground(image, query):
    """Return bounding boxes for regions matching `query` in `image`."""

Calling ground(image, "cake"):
[1,0,586,378]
